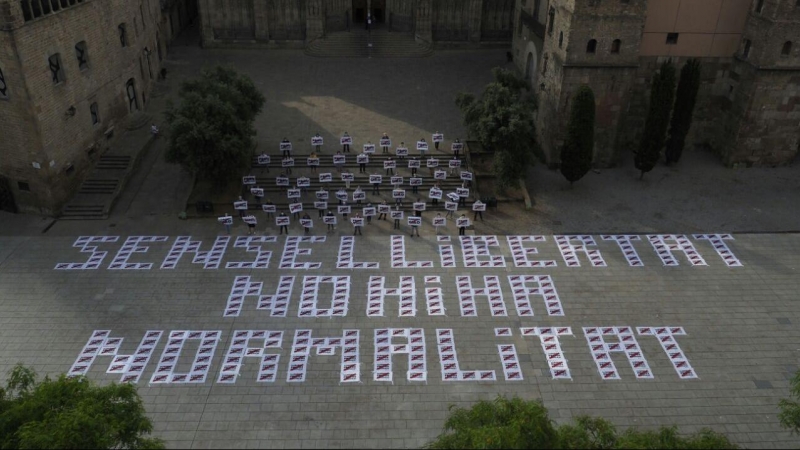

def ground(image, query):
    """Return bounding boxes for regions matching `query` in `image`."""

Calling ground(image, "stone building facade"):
[0,0,195,214]
[197,0,516,47]
[514,0,800,168]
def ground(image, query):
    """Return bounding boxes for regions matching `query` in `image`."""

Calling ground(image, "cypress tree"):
[635,61,676,179]
[560,85,596,187]
[665,59,702,165]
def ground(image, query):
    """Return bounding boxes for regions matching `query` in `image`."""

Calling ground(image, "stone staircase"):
[305,29,432,58]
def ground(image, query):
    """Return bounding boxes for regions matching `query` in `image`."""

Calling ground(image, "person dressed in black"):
[253,186,264,205]
[432,181,441,206]
[281,138,291,158]
[473,199,485,221]
[378,200,388,220]
[414,199,423,219]
[393,206,402,230]
[342,131,351,153]
[434,131,441,150]
[302,213,311,235]
[366,203,373,225]
[385,157,394,176]
[410,157,418,177]
[263,199,274,219]
[458,214,467,236]
[278,212,289,235]
[353,214,363,236]
[371,174,381,195]
[453,138,462,158]
[326,210,336,232]
[381,132,390,154]
[313,132,322,153]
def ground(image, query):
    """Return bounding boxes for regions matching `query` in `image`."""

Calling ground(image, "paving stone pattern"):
[0,232,799,448]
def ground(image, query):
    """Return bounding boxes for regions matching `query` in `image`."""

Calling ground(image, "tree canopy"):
[560,85,596,186]
[426,396,737,449]
[165,65,265,187]
[456,68,540,191]
[0,365,164,449]
[779,370,800,434]
[635,61,676,179]
[665,59,702,165]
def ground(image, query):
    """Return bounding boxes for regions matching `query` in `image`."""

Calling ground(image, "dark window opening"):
[666,33,679,45]
[48,53,65,84]
[547,7,555,36]
[0,67,8,98]
[559,31,563,48]
[75,41,88,70]
[65,164,75,175]
[742,39,752,58]
[119,23,128,47]
[126,78,139,112]
[17,181,30,192]
[611,39,621,54]
[587,39,597,54]
[782,41,792,56]
[90,102,99,125]
[756,0,765,13]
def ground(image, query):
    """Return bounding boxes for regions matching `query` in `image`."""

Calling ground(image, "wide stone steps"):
[77,179,119,195]
[96,155,131,170]
[305,31,432,58]
[60,204,105,220]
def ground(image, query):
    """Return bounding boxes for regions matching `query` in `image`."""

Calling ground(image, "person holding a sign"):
[308,151,318,174]
[452,138,462,158]
[445,199,458,219]
[396,142,407,160]
[334,151,344,172]
[340,202,349,221]
[253,186,264,205]
[432,181,441,206]
[411,177,419,195]
[281,138,291,158]
[433,131,443,150]
[282,156,293,175]
[434,212,444,235]
[381,132,390,154]
[325,210,336,232]
[302,213,312,235]
[220,215,233,235]
[342,132,351,153]
[352,213,363,236]
[354,186,364,205]
[263,199,275,219]
[313,132,323,152]
[410,157,419,177]
[450,157,460,175]
[337,188,347,205]
[393,188,404,206]
[245,215,257,235]
[458,214,468,236]
[378,200,388,220]
[258,152,270,172]
[371,173,381,195]
[459,181,469,207]
[358,151,368,173]
[235,196,247,218]
[385,157,394,176]
[278,212,289,235]
[418,137,428,157]
[365,203,373,225]
[409,216,420,237]
[414,198,424,219]
[393,206,402,230]
[473,199,485,221]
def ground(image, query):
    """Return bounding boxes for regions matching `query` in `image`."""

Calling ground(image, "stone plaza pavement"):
[0,229,798,449]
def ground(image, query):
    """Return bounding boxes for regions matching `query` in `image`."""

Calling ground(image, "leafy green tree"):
[665,59,702,165]
[635,61,676,179]
[456,68,540,191]
[0,364,164,449]
[165,65,265,187]
[560,85,596,186]
[426,396,737,449]
[779,370,800,434]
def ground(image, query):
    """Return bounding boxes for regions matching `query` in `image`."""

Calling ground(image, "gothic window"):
[126,78,139,112]
[75,41,88,70]
[547,7,555,36]
[0,66,8,98]
[755,0,765,13]
[586,39,597,54]
[782,41,792,56]
[90,102,99,125]
[666,33,679,45]
[559,31,563,48]
[542,54,548,74]
[533,0,541,19]
[611,39,621,54]
[48,53,65,84]
[21,0,85,22]
[119,23,128,47]
[742,39,752,58]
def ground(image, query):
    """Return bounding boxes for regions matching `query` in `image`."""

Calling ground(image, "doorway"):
[353,0,366,23]
[372,0,386,23]
[352,0,386,24]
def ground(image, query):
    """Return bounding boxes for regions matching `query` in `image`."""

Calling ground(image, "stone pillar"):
[468,0,482,43]
[253,0,270,41]
[415,0,432,43]
[306,0,325,41]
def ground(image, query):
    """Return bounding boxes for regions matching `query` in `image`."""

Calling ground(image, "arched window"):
[782,41,792,56]
[586,39,597,54]
[547,7,555,36]
[756,0,765,13]
[611,39,621,54]
[125,78,138,112]
[559,31,563,48]
[742,39,752,59]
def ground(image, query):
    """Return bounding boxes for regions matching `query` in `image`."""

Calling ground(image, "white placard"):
[408,217,422,226]
[262,204,276,213]
[432,133,444,143]
[363,207,376,216]
[383,160,396,169]
[416,141,429,151]
[340,136,353,145]
[342,173,355,182]
[452,142,464,152]
[390,176,403,185]
[433,217,446,226]
[319,173,332,183]
[336,191,348,201]
[282,158,295,168]
[408,159,421,169]
[287,189,301,199]
[363,144,376,153]
[234,201,248,210]
[447,192,460,202]
[473,202,486,211]
[390,210,404,220]
[243,176,256,185]
[276,216,290,226]
[353,191,366,201]
[333,155,346,165]
[351,217,365,227]
[457,188,469,198]
[289,203,303,213]
[338,205,351,214]
[427,158,439,168]
[279,142,292,152]
[297,177,311,187]
[300,219,313,228]
[276,176,290,186]
[314,201,328,209]
[445,202,458,211]
[380,138,391,147]
[311,136,324,146]
[316,190,329,200]
[243,215,257,225]
[250,188,264,197]
[257,154,270,165]
[369,175,382,184]
[218,216,233,225]
[434,170,447,180]
[393,189,406,199]
[413,202,426,211]
[457,217,471,227]
[307,157,320,166]
[396,147,409,157]
[410,177,423,186]
[323,216,337,225]
[460,171,473,181]
[378,204,391,213]
[429,188,442,200]
[449,159,462,168]
[357,154,369,164]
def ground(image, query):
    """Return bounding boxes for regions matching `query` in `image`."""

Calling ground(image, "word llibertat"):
[54,234,742,270]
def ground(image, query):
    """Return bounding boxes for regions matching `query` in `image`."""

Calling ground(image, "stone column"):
[253,0,270,41]
[415,0,432,43]
[468,0,482,43]
[306,0,325,41]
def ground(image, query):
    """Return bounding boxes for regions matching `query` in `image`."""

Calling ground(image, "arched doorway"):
[523,41,539,87]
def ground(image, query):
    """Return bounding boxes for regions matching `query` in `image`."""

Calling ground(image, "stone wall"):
[0,0,162,214]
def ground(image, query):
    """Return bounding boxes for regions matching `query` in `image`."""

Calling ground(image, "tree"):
[560,85,596,186]
[0,364,164,449]
[427,396,738,449]
[456,68,540,191]
[165,65,265,187]
[665,59,702,165]
[779,370,800,434]
[635,61,676,179]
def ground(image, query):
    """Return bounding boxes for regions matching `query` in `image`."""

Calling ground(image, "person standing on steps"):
[378,200,388,220]
[342,131,351,153]
[353,213,363,236]
[393,205,402,230]
[281,137,291,158]
[278,212,289,235]
[458,214,467,236]
[326,210,336,232]
[313,132,323,153]
[381,132,390,154]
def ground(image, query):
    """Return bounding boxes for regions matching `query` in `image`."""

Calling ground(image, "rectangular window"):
[90,102,99,125]
[17,181,30,192]
[75,41,89,70]
[0,66,8,98]
[48,53,65,84]
[119,23,128,47]
[666,33,679,45]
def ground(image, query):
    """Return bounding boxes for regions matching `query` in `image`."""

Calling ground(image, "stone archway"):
[523,40,538,87]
